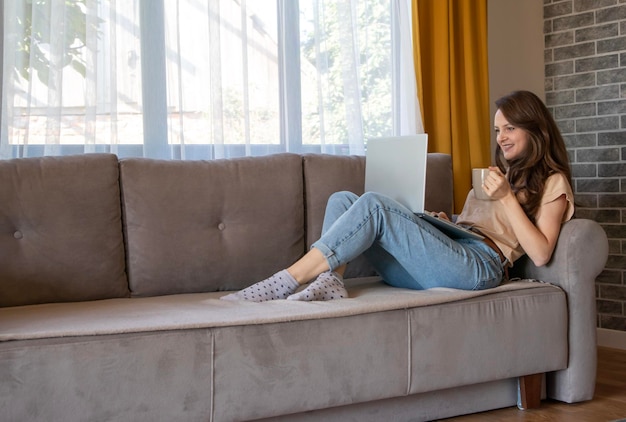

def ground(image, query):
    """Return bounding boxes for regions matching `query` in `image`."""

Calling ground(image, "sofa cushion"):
[0,154,129,307]
[120,154,305,297]
[0,279,557,341]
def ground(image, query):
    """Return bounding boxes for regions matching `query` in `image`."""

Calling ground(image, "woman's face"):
[494,109,530,161]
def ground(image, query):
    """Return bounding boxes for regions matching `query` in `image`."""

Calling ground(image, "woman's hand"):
[433,211,450,221]
[482,167,568,267]
[482,166,512,200]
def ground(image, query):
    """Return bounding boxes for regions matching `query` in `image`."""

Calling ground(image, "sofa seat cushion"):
[0,279,562,341]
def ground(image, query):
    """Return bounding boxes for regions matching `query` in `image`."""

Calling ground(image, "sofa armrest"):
[510,218,608,403]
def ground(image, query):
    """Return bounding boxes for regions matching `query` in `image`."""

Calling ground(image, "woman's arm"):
[483,167,567,267]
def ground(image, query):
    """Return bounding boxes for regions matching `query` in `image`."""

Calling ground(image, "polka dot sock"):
[287,271,348,301]
[220,269,300,302]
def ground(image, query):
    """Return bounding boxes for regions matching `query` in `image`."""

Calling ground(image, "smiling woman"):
[223,90,575,302]
[493,90,572,224]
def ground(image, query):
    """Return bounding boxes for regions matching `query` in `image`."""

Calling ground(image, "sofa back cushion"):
[0,154,129,307]
[120,154,305,297]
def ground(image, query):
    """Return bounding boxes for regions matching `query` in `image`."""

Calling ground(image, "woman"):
[222,90,574,302]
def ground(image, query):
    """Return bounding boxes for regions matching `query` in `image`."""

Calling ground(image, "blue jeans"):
[311,191,505,290]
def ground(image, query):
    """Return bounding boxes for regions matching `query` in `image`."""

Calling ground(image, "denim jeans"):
[311,191,505,290]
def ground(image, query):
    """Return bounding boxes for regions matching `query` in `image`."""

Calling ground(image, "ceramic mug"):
[472,168,495,200]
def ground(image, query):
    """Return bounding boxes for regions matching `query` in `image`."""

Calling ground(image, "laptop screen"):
[364,134,429,213]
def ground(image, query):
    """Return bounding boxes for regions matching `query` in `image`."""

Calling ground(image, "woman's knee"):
[327,191,360,210]
[357,191,397,210]
[328,191,389,216]
[358,191,384,202]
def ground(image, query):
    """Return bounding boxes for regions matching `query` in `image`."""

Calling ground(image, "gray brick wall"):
[544,0,626,332]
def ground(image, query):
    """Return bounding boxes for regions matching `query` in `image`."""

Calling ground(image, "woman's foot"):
[287,271,348,301]
[221,269,300,302]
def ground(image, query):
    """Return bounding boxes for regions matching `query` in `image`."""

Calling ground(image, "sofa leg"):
[517,373,543,410]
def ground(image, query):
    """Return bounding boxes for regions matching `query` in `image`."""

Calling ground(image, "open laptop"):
[364,135,483,240]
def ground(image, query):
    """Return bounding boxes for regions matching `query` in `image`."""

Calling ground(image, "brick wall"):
[544,0,626,332]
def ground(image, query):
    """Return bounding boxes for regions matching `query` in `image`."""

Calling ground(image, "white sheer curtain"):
[1,0,422,160]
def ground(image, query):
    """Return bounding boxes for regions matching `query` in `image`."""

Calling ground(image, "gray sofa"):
[0,152,608,422]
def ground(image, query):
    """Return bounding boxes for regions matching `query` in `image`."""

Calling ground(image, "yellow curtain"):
[412,0,491,212]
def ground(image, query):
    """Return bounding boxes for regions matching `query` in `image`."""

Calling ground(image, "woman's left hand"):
[482,166,512,200]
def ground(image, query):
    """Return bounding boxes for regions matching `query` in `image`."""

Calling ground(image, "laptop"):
[364,135,483,240]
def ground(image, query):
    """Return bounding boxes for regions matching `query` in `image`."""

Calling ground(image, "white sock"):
[221,269,300,302]
[287,271,348,301]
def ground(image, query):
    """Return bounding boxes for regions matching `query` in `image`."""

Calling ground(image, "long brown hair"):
[494,91,572,221]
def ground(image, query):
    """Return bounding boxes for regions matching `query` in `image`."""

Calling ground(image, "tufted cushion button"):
[218,223,226,231]
[14,231,23,239]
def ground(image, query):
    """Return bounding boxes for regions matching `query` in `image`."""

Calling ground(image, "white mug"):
[472,168,495,201]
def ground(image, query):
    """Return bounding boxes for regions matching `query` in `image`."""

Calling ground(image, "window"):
[1,0,419,160]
